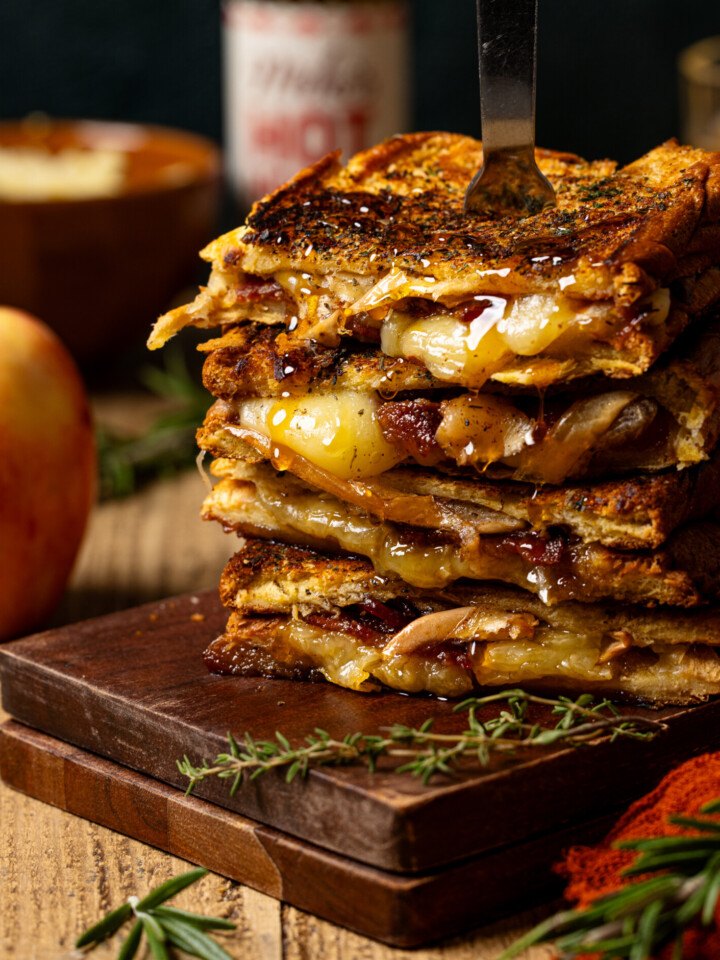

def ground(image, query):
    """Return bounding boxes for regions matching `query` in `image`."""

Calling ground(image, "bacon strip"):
[233,275,285,303]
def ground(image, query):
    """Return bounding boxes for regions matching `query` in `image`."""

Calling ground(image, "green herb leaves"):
[177,690,666,793]
[499,799,720,960]
[75,867,236,959]
[97,347,210,500]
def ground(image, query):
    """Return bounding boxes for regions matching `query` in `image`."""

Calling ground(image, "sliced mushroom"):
[517,391,639,484]
[382,605,538,657]
[591,398,659,454]
[436,394,534,466]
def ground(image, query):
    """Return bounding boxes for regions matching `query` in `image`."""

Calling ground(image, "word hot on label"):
[223,0,410,206]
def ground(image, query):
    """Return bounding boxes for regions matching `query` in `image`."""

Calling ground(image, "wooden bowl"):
[0,119,221,362]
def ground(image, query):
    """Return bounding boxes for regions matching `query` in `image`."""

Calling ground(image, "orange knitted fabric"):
[558,752,720,959]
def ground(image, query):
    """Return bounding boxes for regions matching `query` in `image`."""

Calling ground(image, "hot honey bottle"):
[222,0,410,208]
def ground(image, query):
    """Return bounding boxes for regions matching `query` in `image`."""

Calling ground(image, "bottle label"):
[223,0,409,204]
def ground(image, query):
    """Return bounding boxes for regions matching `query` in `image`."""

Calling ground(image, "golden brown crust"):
[223,135,720,299]
[199,301,720,482]
[219,539,720,636]
[196,313,720,482]
[515,457,720,548]
[148,135,720,377]
[219,539,411,614]
[200,323,440,398]
[198,310,720,407]
[209,609,720,703]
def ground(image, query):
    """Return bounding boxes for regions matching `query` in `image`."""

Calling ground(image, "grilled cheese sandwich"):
[146,132,720,705]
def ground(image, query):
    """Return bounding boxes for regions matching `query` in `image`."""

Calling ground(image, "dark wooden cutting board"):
[2,589,720,877]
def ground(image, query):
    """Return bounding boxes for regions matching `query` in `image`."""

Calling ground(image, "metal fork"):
[464,0,556,219]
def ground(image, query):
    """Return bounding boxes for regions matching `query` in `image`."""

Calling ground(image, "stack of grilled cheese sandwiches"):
[149,132,720,704]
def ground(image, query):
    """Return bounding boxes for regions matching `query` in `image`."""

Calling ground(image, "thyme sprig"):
[75,867,236,959]
[178,690,666,793]
[500,798,720,960]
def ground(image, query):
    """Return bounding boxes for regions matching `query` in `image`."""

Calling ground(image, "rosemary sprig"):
[75,866,236,959]
[97,348,210,500]
[177,690,666,792]
[499,798,720,960]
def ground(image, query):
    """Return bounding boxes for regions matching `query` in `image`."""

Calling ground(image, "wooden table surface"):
[1,407,555,959]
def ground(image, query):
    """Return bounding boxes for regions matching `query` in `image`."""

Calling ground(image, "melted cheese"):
[247,482,466,588]
[238,390,404,480]
[380,311,511,387]
[499,294,577,353]
[472,630,720,701]
[380,289,670,388]
[242,616,720,702]
[210,467,701,605]
[277,619,473,696]
[275,268,375,305]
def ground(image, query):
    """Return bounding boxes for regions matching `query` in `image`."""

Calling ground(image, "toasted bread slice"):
[205,540,720,703]
[149,134,720,387]
[205,476,720,606]
[217,539,411,613]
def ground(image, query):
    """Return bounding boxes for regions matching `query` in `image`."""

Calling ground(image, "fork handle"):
[476,0,538,151]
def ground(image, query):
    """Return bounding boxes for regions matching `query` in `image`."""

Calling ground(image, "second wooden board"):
[0,719,616,947]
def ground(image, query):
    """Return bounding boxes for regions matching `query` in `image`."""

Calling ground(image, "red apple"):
[0,307,96,640]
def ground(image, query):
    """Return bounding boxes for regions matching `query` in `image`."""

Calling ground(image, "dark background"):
[1,0,719,167]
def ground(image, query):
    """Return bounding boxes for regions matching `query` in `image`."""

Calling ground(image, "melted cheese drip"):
[381,311,511,387]
[239,390,404,480]
[380,289,670,388]
[252,483,465,588]
[277,619,473,696]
